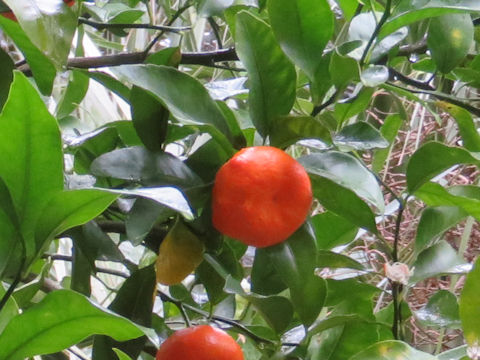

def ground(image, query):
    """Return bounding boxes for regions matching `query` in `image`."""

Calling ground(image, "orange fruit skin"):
[156,325,244,360]
[1,1,75,21]
[212,146,312,248]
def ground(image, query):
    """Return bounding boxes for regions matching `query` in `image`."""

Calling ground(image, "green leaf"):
[267,225,327,326]
[0,72,63,258]
[333,88,374,124]
[0,46,13,110]
[406,142,480,193]
[309,175,378,234]
[300,151,385,212]
[245,293,294,334]
[329,51,358,88]
[113,64,236,154]
[334,122,389,151]
[349,340,437,360]
[198,0,234,16]
[0,284,19,333]
[251,247,288,296]
[4,0,77,67]
[130,86,168,152]
[56,70,90,119]
[35,189,119,250]
[436,102,480,151]
[348,12,408,62]
[270,116,332,149]
[91,146,202,188]
[361,65,389,87]
[0,17,56,95]
[415,206,467,254]
[267,0,333,80]
[312,211,358,250]
[235,10,296,137]
[372,114,403,173]
[427,13,473,74]
[317,251,365,271]
[411,241,467,284]
[0,290,156,359]
[460,257,480,346]
[93,265,156,359]
[438,345,468,360]
[380,0,480,40]
[415,183,480,221]
[415,290,461,328]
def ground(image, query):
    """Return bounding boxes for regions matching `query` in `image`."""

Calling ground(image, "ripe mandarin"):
[156,325,244,360]
[212,146,312,248]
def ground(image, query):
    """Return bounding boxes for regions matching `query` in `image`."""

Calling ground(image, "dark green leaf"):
[317,251,365,271]
[334,121,389,151]
[114,65,235,154]
[415,206,467,254]
[0,72,63,259]
[56,70,90,119]
[270,116,332,149]
[411,241,467,284]
[251,247,288,296]
[0,46,13,110]
[415,290,461,328]
[267,0,334,80]
[246,294,294,334]
[0,290,156,359]
[71,244,92,296]
[235,10,296,137]
[406,142,479,193]
[329,51,358,88]
[427,13,473,74]
[372,114,403,173]
[460,257,480,346]
[349,340,437,360]
[300,151,384,212]
[91,146,202,188]
[333,88,374,124]
[86,71,131,101]
[130,86,169,152]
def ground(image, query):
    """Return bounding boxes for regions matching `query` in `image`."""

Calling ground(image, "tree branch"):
[79,18,190,33]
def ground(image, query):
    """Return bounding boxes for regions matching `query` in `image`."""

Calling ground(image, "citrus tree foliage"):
[0,0,480,359]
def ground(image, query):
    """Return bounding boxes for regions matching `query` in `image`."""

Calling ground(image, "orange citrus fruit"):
[212,146,312,248]
[156,325,244,360]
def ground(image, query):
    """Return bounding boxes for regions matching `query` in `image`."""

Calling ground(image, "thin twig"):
[79,18,190,33]
[360,0,392,65]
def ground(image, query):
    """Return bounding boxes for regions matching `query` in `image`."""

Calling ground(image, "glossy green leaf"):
[333,88,375,124]
[130,86,168,152]
[329,51,358,88]
[267,0,333,80]
[361,65,389,87]
[317,251,365,271]
[4,0,77,67]
[93,265,156,359]
[235,10,296,137]
[0,46,13,110]
[372,114,403,173]
[56,70,90,119]
[0,17,56,95]
[438,345,468,360]
[411,241,467,284]
[0,284,18,334]
[380,0,480,40]
[71,243,92,296]
[436,102,480,151]
[348,12,408,62]
[91,146,202,188]
[415,290,461,328]
[415,183,480,221]
[415,206,467,254]
[251,247,288,296]
[349,340,437,360]
[267,225,327,326]
[309,320,391,360]
[427,13,473,74]
[246,294,294,334]
[309,175,378,234]
[86,71,131,101]
[334,122,389,151]
[270,115,332,148]
[406,142,480,193]
[312,211,358,250]
[35,189,119,250]
[460,257,480,346]
[0,290,155,359]
[300,151,385,212]
[114,65,236,154]
[0,72,63,258]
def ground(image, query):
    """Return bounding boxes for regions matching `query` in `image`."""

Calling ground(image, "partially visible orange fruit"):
[156,325,244,360]
[212,146,312,248]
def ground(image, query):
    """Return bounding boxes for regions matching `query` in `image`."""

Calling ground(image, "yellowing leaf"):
[156,220,204,286]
